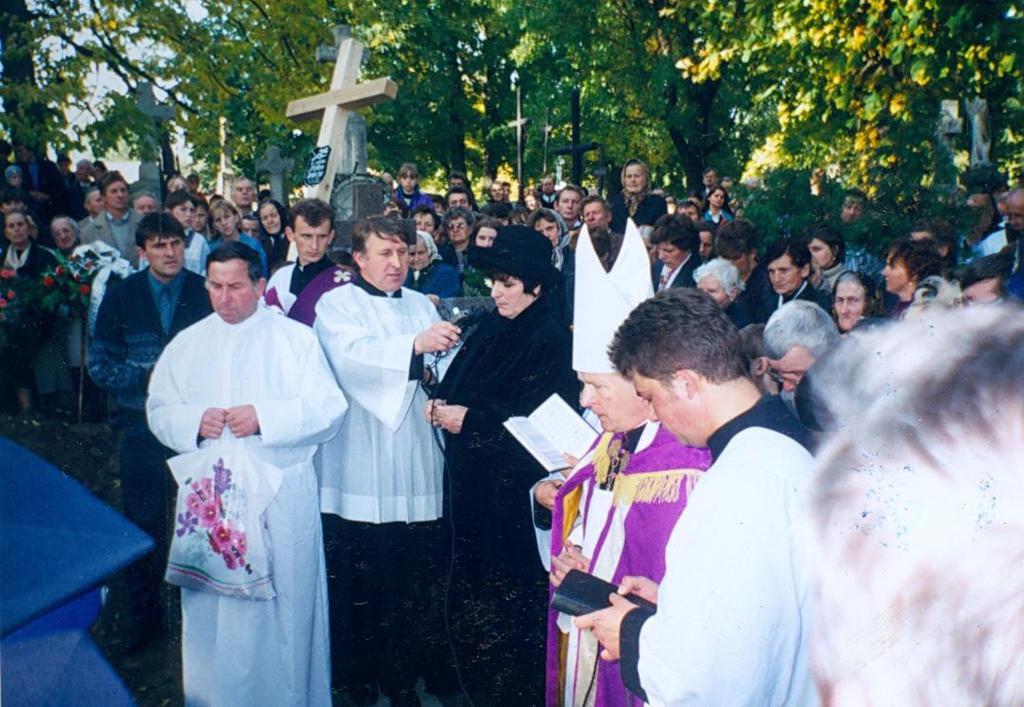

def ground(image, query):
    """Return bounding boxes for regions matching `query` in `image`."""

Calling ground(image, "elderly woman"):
[695,257,750,327]
[882,238,943,319]
[831,270,882,333]
[425,225,578,704]
[257,199,290,270]
[2,209,58,413]
[49,215,80,256]
[609,158,668,233]
[404,230,460,299]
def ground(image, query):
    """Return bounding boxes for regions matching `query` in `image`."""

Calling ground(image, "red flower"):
[79,284,91,295]
[0,298,7,309]
[42,275,55,288]
[6,290,14,300]
[0,269,14,279]
[54,265,65,276]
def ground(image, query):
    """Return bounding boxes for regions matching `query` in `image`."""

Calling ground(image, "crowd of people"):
[2,137,1024,707]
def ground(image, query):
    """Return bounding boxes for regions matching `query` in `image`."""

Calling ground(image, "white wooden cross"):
[286,27,398,201]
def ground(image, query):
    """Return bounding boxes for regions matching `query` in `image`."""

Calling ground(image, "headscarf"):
[620,158,651,218]
[4,165,23,185]
[417,230,442,264]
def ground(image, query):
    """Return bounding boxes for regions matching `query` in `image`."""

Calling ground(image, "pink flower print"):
[221,550,238,570]
[209,521,232,554]
[191,477,214,504]
[197,500,220,529]
[231,528,248,558]
[186,492,204,516]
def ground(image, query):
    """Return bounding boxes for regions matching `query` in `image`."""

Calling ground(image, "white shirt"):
[637,427,818,707]
[314,284,445,523]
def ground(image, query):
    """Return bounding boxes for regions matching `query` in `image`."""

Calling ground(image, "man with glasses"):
[763,300,838,416]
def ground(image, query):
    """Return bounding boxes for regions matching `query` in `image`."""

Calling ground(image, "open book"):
[504,394,599,472]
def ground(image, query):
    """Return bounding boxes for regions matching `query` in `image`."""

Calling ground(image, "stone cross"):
[135,81,174,194]
[286,26,398,201]
[256,146,294,202]
[965,98,992,167]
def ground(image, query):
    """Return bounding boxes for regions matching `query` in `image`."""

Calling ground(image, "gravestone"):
[256,145,294,203]
[133,81,173,198]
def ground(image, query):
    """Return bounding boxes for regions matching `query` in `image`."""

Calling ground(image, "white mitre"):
[572,219,654,374]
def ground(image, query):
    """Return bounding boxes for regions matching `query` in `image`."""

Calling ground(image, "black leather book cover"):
[551,570,657,616]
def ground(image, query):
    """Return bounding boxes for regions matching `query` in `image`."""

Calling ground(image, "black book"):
[551,570,657,617]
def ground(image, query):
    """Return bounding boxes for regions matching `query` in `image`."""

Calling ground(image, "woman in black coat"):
[609,158,668,233]
[426,225,579,706]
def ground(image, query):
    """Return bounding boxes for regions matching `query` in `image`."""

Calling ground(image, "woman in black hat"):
[424,225,579,705]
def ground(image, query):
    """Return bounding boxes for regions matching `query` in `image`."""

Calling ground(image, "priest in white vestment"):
[262,198,336,316]
[313,216,461,705]
[574,289,818,707]
[147,242,347,707]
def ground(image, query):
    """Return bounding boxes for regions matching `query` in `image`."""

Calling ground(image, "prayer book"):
[503,394,598,472]
[551,570,657,616]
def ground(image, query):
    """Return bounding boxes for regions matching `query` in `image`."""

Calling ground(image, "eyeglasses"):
[448,222,468,230]
[767,368,785,389]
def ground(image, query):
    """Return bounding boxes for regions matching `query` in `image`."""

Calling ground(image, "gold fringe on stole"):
[591,433,616,486]
[612,468,705,507]
[561,486,583,547]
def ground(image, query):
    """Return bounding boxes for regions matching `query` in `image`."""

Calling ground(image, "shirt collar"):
[706,394,812,461]
[354,274,402,298]
[106,208,133,226]
[147,268,186,298]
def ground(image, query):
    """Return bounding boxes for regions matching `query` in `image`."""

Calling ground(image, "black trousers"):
[323,514,455,698]
[117,414,176,638]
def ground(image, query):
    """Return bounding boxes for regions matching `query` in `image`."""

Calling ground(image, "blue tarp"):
[0,437,154,706]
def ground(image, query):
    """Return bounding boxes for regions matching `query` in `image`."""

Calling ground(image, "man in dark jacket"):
[13,140,68,242]
[715,219,777,323]
[89,213,212,650]
[764,237,832,316]
[651,212,702,292]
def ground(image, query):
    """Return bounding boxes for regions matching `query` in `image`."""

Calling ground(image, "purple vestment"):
[286,266,352,327]
[545,424,711,706]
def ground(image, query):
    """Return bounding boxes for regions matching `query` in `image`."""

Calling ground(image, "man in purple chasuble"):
[535,222,711,706]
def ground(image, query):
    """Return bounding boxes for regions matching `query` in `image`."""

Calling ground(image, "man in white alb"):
[314,216,461,706]
[147,241,347,707]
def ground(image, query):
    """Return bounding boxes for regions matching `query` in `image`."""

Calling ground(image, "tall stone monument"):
[134,81,173,198]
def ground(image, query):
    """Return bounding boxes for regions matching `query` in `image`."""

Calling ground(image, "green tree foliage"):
[2,0,1021,200]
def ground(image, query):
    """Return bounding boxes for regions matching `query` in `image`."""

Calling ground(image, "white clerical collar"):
[778,279,808,309]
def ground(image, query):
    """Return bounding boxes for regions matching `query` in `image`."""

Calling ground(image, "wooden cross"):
[286,26,398,201]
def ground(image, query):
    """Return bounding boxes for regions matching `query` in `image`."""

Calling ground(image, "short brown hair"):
[352,215,416,253]
[289,198,334,230]
[99,171,129,195]
[611,288,748,384]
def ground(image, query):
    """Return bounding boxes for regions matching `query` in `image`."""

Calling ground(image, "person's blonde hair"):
[807,306,1024,706]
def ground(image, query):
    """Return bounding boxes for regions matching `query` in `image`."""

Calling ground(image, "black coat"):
[651,253,701,291]
[766,280,832,318]
[737,263,776,324]
[437,294,578,526]
[435,293,578,703]
[610,191,668,232]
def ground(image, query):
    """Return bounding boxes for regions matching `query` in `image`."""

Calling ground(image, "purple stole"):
[286,266,352,327]
[545,425,712,707]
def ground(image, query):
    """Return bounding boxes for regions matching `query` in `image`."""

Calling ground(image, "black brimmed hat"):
[469,225,560,285]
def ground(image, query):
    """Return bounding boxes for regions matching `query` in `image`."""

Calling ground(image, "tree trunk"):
[444,49,467,175]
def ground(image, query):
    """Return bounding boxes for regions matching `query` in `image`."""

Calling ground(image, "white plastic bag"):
[165,435,283,600]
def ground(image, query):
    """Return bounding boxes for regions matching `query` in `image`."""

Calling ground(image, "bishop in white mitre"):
[147,242,348,707]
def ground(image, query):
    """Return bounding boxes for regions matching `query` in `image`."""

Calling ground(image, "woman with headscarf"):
[257,199,291,271]
[425,225,579,705]
[404,230,461,299]
[609,158,668,233]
